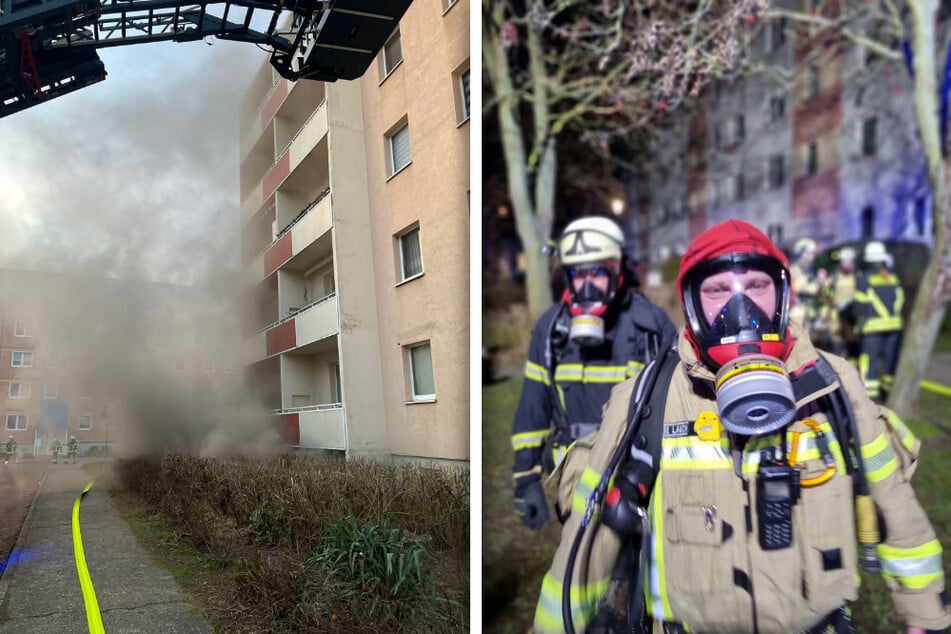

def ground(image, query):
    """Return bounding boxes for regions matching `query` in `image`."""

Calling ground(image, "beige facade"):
[238,0,469,465]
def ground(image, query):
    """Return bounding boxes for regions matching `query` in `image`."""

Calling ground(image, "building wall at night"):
[640,4,933,273]
[238,1,469,465]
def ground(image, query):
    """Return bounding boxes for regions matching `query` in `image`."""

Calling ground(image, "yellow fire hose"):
[72,480,105,634]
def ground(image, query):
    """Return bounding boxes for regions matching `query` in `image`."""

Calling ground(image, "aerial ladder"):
[0,0,412,118]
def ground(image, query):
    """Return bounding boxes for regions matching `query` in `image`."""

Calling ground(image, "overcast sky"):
[0,33,269,285]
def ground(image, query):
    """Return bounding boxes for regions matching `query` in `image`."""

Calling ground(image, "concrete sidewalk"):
[0,462,209,633]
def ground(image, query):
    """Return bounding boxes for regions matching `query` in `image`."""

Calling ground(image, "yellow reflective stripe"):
[554,364,584,382]
[863,315,902,333]
[861,431,898,484]
[886,410,918,453]
[854,289,869,302]
[512,428,551,451]
[661,437,732,471]
[626,361,645,378]
[525,360,551,386]
[554,364,629,384]
[571,468,603,516]
[878,539,944,589]
[73,481,105,634]
[535,570,608,632]
[895,287,904,314]
[648,476,674,620]
[865,287,891,319]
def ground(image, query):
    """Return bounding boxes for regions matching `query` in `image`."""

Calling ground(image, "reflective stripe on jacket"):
[854,272,903,334]
[534,322,950,633]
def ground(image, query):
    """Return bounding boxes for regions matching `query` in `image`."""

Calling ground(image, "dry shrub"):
[115,453,468,632]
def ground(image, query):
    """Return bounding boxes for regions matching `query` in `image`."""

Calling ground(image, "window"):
[768,155,786,188]
[387,122,412,175]
[734,115,745,144]
[5,414,26,431]
[78,416,92,431]
[806,142,819,176]
[11,351,33,367]
[202,359,216,373]
[43,383,58,399]
[768,18,786,51]
[408,342,435,401]
[14,320,31,337]
[458,67,470,122]
[769,96,785,121]
[861,206,875,238]
[47,348,60,368]
[808,66,821,98]
[381,27,403,78]
[862,117,878,156]
[9,383,30,399]
[734,173,746,201]
[399,227,423,281]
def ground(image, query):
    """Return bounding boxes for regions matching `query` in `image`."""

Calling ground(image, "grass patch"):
[483,373,951,633]
[113,454,468,633]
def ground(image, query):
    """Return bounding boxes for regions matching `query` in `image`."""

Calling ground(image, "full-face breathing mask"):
[681,254,796,436]
[561,265,621,347]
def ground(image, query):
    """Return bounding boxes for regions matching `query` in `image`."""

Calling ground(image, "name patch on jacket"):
[663,421,691,437]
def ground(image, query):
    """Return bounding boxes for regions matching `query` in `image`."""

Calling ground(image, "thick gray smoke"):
[0,32,284,457]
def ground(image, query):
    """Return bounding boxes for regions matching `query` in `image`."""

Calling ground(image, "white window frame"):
[380,27,403,79]
[5,414,27,431]
[78,415,92,431]
[398,226,424,283]
[11,351,33,368]
[14,320,32,337]
[458,67,470,123]
[9,382,30,399]
[387,122,412,176]
[408,342,436,402]
[43,383,59,399]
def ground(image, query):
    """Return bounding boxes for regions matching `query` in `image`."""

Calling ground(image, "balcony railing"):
[257,292,336,334]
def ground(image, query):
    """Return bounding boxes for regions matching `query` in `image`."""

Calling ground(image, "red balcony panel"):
[264,233,293,277]
[266,320,296,357]
[261,80,288,125]
[263,153,290,200]
[277,412,300,445]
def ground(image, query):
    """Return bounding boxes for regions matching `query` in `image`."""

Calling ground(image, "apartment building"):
[639,2,933,272]
[238,0,469,466]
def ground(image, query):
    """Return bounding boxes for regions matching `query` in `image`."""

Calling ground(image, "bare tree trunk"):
[484,6,553,319]
[889,0,951,416]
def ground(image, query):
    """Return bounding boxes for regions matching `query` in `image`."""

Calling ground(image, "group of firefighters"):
[4,435,78,465]
[788,236,905,403]
[509,216,947,633]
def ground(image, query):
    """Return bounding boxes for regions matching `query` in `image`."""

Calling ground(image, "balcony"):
[274,405,346,450]
[255,294,339,360]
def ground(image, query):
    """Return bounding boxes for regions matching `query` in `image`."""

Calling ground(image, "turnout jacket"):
[535,322,950,633]
[854,270,903,335]
[512,288,677,485]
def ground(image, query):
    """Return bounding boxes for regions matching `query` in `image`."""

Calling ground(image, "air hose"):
[561,347,673,634]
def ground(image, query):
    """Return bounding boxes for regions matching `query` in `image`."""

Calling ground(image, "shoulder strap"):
[627,347,680,475]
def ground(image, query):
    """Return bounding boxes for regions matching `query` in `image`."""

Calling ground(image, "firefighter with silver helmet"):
[511,216,677,530]
[855,240,903,402]
[534,220,949,633]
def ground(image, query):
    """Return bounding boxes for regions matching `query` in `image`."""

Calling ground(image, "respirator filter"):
[715,354,796,435]
[569,314,605,347]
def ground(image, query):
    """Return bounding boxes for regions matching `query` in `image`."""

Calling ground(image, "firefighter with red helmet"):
[534,220,948,633]
[511,216,677,530]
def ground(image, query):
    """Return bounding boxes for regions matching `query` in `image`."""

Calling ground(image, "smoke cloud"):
[0,33,285,457]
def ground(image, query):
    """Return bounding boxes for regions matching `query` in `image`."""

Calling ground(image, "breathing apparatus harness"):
[558,346,882,634]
